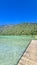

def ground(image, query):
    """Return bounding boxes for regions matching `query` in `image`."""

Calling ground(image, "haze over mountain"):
[0,23,37,35]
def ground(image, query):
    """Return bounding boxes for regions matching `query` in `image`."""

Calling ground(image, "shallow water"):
[0,36,33,65]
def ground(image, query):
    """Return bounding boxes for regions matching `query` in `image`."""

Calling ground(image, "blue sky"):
[0,0,37,25]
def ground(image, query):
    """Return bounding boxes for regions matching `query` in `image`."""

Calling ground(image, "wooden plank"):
[18,40,37,65]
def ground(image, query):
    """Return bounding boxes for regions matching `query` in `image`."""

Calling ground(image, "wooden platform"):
[18,40,37,65]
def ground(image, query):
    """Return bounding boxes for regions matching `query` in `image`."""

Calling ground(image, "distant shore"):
[0,23,37,35]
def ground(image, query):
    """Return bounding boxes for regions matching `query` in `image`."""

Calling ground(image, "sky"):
[0,0,37,25]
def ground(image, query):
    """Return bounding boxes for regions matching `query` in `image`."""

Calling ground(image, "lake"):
[0,35,33,65]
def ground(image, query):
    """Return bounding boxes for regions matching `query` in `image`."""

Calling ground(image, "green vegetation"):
[0,23,37,35]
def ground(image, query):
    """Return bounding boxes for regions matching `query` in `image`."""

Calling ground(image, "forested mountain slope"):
[0,23,37,35]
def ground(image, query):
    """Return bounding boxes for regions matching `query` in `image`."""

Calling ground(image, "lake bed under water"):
[0,36,33,65]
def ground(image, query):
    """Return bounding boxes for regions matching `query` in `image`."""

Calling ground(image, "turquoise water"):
[0,36,33,65]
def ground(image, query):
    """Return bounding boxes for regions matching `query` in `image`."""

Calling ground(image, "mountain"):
[0,23,37,35]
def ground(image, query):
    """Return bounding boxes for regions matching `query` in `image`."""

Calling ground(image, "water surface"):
[0,36,33,65]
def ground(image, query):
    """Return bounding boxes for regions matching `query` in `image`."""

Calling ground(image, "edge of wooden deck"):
[16,40,32,65]
[17,40,37,65]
